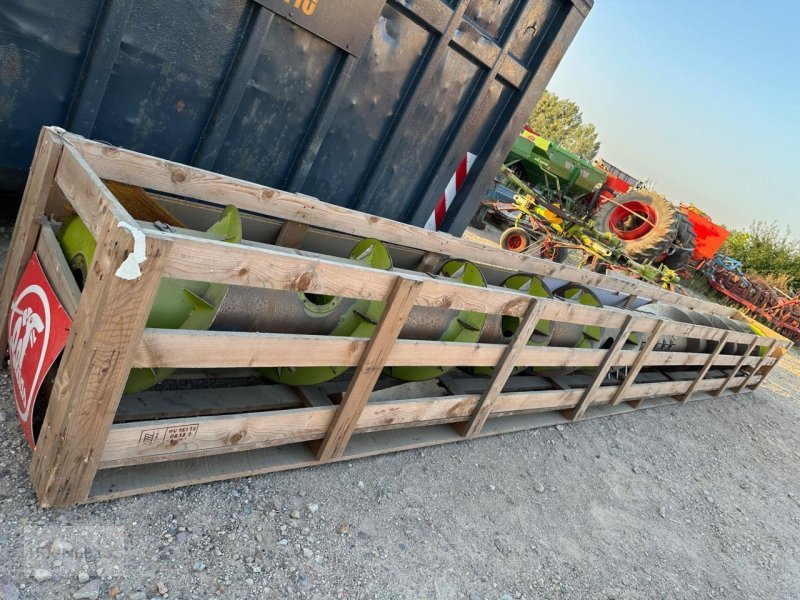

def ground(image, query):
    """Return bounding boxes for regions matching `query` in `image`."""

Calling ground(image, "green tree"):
[721,221,800,289]
[527,91,601,159]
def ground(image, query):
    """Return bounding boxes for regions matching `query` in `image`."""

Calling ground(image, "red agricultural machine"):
[478,129,700,287]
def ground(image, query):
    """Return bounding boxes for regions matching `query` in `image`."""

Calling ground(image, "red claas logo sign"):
[7,254,71,447]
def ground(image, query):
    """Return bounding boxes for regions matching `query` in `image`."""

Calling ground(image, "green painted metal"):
[57,205,243,393]
[505,132,608,197]
[469,273,553,377]
[385,260,488,382]
[259,238,394,386]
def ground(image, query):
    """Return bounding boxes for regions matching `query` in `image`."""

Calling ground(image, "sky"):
[546,0,800,234]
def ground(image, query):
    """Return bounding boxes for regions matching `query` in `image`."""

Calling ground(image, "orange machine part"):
[681,204,730,261]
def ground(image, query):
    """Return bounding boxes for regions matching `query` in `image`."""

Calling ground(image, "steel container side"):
[0,0,591,234]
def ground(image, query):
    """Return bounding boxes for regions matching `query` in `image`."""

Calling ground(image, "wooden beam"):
[97,374,747,469]
[416,251,446,273]
[35,219,81,317]
[66,132,741,318]
[735,338,779,393]
[30,222,171,507]
[679,332,730,403]
[713,338,759,397]
[88,382,748,502]
[566,315,637,420]
[611,319,667,406]
[316,278,422,460]
[0,128,63,351]
[294,387,334,407]
[274,220,309,249]
[458,299,546,437]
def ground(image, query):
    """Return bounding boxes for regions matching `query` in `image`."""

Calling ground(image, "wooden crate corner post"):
[29,144,173,507]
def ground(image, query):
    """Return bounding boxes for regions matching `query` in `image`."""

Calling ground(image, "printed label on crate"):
[138,424,199,449]
[8,253,72,448]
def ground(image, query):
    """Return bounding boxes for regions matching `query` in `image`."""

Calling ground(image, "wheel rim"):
[505,233,526,251]
[607,201,657,240]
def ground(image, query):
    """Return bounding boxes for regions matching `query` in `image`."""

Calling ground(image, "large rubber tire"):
[500,227,530,253]
[661,211,696,270]
[594,190,679,262]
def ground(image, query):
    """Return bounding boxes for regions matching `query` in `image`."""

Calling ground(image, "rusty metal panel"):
[0,0,591,235]
[253,0,385,56]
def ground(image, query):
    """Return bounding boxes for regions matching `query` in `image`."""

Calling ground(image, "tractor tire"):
[500,227,530,253]
[594,189,679,262]
[661,211,696,270]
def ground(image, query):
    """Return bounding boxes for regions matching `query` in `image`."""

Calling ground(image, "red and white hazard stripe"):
[424,152,477,231]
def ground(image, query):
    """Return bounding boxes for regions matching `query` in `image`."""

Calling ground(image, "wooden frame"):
[1,128,792,507]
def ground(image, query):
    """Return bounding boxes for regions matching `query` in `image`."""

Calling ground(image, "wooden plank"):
[294,387,334,407]
[459,299,546,437]
[115,385,303,423]
[54,143,139,239]
[416,251,445,273]
[30,219,171,507]
[67,132,740,318]
[679,332,731,403]
[316,278,422,460]
[566,315,637,421]
[713,338,759,397]
[35,219,81,317]
[98,366,744,469]
[735,338,779,392]
[274,221,309,249]
[87,383,746,503]
[611,319,667,406]
[147,228,761,346]
[0,128,63,351]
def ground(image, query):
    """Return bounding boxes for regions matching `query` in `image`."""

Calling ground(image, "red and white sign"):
[424,152,477,231]
[7,254,71,448]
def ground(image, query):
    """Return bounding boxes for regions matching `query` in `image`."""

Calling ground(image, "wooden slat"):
[735,338,779,392]
[55,143,138,238]
[713,338,759,397]
[679,332,731,403]
[566,315,637,421]
[316,278,422,460]
[89,384,746,502]
[146,227,762,346]
[132,328,756,371]
[35,220,81,317]
[66,132,741,318]
[459,299,545,437]
[610,319,667,406]
[416,251,445,273]
[98,373,744,468]
[274,221,309,249]
[0,128,63,351]
[294,387,334,407]
[30,217,171,507]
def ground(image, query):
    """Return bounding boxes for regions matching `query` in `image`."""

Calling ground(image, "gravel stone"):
[72,579,100,600]
[32,569,52,582]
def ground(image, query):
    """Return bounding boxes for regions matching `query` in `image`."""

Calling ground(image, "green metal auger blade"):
[58,205,243,393]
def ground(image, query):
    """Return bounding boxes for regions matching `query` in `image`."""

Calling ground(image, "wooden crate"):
[0,127,791,507]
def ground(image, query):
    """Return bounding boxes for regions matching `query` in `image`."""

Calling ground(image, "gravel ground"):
[1,223,799,600]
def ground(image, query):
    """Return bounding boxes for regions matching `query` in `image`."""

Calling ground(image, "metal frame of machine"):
[0,128,791,507]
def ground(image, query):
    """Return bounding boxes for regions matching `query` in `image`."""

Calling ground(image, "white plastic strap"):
[115,222,147,280]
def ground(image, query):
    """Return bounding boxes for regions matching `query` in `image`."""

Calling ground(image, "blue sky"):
[546,0,800,234]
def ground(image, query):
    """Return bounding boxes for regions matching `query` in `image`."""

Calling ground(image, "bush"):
[721,221,800,291]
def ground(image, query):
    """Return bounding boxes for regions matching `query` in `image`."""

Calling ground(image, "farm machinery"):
[480,129,698,284]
